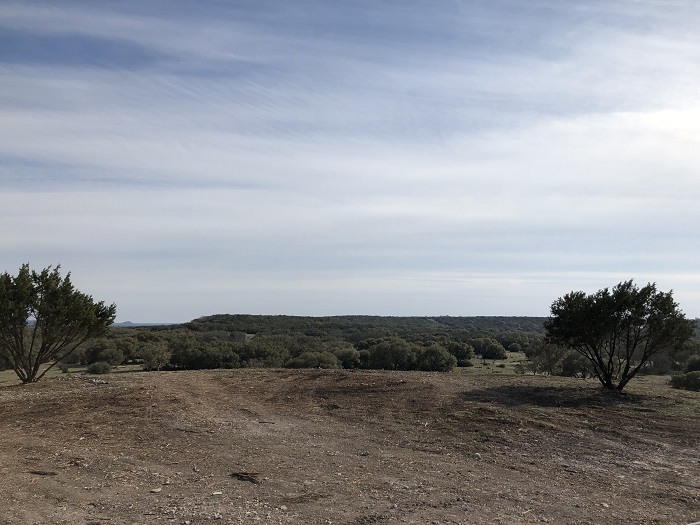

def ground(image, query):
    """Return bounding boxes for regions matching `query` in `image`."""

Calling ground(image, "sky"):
[1,0,700,323]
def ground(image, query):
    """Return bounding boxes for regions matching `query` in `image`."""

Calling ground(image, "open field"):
[0,364,144,383]
[0,350,529,385]
[462,351,529,375]
[1,369,699,524]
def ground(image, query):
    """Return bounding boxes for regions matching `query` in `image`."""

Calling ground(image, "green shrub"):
[358,349,371,369]
[59,363,70,374]
[237,337,290,368]
[444,341,475,365]
[670,371,700,391]
[140,343,172,371]
[416,344,457,372]
[93,347,124,366]
[170,341,240,369]
[559,351,594,378]
[480,342,507,360]
[685,355,700,373]
[285,351,341,369]
[85,340,123,365]
[639,353,673,375]
[332,347,361,369]
[366,338,418,370]
[507,343,522,353]
[86,361,112,374]
[470,337,507,359]
[59,348,85,365]
[529,342,568,375]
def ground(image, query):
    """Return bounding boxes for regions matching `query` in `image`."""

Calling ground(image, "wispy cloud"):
[1,0,699,321]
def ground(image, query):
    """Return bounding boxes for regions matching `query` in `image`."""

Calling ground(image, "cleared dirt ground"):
[1,369,698,525]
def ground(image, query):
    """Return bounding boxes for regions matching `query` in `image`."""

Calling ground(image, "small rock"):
[150,488,162,493]
[212,491,223,496]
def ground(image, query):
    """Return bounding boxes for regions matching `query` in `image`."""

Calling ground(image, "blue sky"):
[2,0,699,322]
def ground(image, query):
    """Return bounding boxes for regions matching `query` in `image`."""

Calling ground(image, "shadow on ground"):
[462,383,640,408]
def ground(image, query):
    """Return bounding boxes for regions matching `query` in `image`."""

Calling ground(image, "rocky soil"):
[1,369,698,524]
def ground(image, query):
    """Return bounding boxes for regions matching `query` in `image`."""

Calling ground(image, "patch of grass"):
[0,364,142,383]
[458,351,529,375]
[0,366,67,383]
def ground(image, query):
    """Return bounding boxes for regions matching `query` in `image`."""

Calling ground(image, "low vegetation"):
[61,315,544,375]
[86,361,112,375]
[670,371,700,391]
[0,267,698,394]
[4,307,698,387]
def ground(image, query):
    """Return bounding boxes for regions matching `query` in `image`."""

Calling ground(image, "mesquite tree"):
[544,280,694,392]
[0,264,116,383]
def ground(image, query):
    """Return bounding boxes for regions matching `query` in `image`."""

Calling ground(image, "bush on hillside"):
[444,341,475,366]
[332,347,362,369]
[685,355,700,373]
[86,361,112,374]
[416,344,457,372]
[285,351,341,369]
[140,343,172,371]
[101,347,124,366]
[87,345,124,366]
[237,338,290,368]
[480,342,507,360]
[558,351,594,378]
[670,371,700,391]
[507,343,522,353]
[365,338,418,370]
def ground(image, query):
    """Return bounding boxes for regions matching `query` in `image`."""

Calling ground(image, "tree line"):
[1,265,698,393]
[66,324,537,374]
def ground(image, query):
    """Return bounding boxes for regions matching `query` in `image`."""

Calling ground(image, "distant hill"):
[113,321,175,327]
[182,314,548,335]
